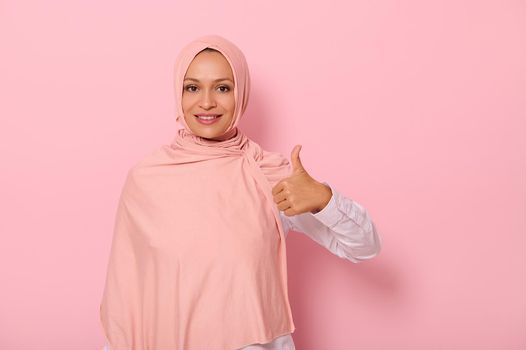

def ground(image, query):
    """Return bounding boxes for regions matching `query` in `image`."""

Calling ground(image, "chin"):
[199,132,220,140]
[184,115,232,140]
[191,125,231,140]
[192,128,225,140]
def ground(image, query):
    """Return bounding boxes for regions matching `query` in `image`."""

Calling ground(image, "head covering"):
[173,34,250,139]
[99,34,296,350]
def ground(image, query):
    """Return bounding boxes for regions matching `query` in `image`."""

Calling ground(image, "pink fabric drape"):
[99,34,296,349]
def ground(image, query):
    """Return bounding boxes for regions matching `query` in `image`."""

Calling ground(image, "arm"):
[280,182,382,263]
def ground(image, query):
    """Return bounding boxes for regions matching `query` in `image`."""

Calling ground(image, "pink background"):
[1,1,525,349]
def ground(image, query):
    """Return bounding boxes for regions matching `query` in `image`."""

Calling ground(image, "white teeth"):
[197,115,218,120]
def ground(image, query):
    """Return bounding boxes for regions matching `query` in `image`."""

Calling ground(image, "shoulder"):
[125,144,175,176]
[122,145,169,188]
[260,148,291,170]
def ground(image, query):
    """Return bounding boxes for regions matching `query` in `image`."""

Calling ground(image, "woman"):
[100,34,381,350]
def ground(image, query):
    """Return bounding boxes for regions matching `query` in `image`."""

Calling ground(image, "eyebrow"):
[183,77,234,83]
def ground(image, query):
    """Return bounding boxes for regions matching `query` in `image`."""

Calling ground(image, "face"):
[182,50,236,141]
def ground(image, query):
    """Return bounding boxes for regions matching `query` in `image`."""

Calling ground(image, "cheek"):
[181,95,196,113]
[221,94,235,113]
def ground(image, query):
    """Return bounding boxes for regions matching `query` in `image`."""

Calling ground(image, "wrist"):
[311,182,332,214]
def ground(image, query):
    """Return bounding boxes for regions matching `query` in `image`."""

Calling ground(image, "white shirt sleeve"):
[279,182,382,263]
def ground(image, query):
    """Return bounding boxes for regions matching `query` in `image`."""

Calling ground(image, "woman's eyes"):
[184,85,198,92]
[184,85,231,93]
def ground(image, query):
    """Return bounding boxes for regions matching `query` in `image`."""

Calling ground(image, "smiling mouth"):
[195,114,222,120]
[194,114,222,125]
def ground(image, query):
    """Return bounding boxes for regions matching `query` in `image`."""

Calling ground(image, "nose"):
[199,89,217,110]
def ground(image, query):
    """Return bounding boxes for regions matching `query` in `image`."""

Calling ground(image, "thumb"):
[290,144,305,174]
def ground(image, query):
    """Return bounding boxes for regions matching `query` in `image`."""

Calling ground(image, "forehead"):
[185,50,234,79]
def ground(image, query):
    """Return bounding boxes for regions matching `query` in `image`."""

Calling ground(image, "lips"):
[194,114,222,125]
[195,114,222,120]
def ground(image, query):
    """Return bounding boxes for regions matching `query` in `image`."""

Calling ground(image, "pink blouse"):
[102,182,382,350]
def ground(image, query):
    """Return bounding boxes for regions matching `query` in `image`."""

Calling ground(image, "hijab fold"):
[100,34,296,349]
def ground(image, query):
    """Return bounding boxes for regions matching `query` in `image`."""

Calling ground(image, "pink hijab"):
[99,34,296,349]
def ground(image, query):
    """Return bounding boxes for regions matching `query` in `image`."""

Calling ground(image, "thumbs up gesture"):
[272,145,333,216]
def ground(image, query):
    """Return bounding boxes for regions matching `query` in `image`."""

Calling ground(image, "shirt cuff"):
[311,182,342,228]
